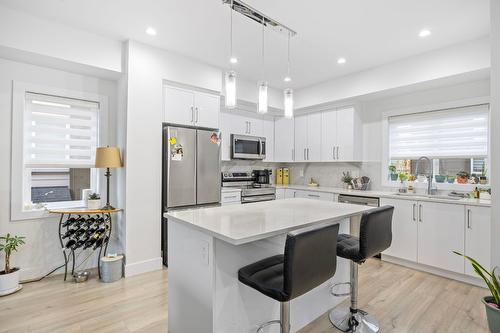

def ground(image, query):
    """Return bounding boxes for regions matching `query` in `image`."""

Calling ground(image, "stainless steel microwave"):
[231,134,266,160]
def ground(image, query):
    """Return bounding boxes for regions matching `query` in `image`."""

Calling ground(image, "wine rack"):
[50,208,121,281]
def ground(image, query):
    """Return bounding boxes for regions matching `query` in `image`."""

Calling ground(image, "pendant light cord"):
[230,0,234,67]
[261,18,265,80]
[287,32,291,79]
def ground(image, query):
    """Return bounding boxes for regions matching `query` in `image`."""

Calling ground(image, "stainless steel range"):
[221,171,276,203]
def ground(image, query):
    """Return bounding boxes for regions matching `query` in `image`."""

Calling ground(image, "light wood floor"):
[0,259,489,333]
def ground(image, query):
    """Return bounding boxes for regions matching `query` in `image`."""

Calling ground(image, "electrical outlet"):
[200,241,209,266]
[299,169,304,177]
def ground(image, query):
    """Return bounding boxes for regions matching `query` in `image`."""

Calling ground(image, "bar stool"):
[238,223,340,333]
[329,206,394,333]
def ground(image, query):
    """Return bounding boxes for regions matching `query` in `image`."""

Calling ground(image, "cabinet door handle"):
[336,146,339,160]
[307,148,309,160]
[308,194,320,198]
[303,148,306,160]
[190,106,194,122]
[292,149,294,161]
[418,204,423,222]
[412,203,416,221]
[332,147,335,160]
[195,107,199,123]
[248,122,251,134]
[467,209,471,229]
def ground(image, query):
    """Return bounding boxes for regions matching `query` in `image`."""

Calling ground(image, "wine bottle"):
[62,217,77,228]
[62,228,79,239]
[65,239,76,248]
[73,239,86,249]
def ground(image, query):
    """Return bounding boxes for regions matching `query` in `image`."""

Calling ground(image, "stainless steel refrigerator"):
[161,124,221,265]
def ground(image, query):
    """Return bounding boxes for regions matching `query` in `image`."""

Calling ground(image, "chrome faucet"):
[415,156,437,195]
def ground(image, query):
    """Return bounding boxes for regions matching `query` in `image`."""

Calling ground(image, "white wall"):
[123,40,222,276]
[0,5,122,73]
[0,57,118,280]
[296,37,490,109]
[490,0,500,268]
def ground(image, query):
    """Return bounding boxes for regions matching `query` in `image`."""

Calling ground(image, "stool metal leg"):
[329,261,380,333]
[256,301,290,333]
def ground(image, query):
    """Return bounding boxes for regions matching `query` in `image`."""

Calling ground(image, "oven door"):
[231,134,265,160]
[241,194,276,203]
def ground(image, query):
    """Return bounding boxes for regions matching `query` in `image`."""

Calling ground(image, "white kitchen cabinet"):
[164,86,220,129]
[276,188,285,200]
[221,190,241,206]
[417,202,464,274]
[262,118,274,162]
[320,107,361,162]
[274,117,294,162]
[294,113,321,162]
[380,198,418,262]
[284,189,297,199]
[465,206,491,276]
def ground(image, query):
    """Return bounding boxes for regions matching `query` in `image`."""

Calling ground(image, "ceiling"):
[0,0,490,89]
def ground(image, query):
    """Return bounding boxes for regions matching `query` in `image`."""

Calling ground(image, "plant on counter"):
[435,175,447,183]
[88,193,100,200]
[456,171,470,184]
[389,165,398,181]
[447,175,456,184]
[0,233,25,296]
[87,193,101,209]
[453,251,500,332]
[398,172,409,182]
[341,171,354,189]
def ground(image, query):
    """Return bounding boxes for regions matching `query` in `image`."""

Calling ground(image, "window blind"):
[389,104,489,159]
[24,92,99,168]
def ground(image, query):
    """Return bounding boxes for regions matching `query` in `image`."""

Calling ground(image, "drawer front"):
[221,191,241,204]
[295,190,335,201]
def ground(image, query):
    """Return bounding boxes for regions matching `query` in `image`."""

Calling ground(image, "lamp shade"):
[95,147,123,168]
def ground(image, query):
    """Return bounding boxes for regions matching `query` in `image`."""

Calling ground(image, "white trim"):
[381,254,486,288]
[380,96,490,188]
[124,257,163,277]
[10,81,109,221]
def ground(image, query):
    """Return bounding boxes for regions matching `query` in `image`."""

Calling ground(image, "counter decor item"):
[100,254,124,283]
[95,146,123,210]
[447,176,456,184]
[87,193,101,209]
[435,175,446,183]
[282,168,290,185]
[351,176,370,190]
[389,165,398,181]
[456,171,470,184]
[398,173,408,193]
[454,252,500,333]
[73,270,90,283]
[276,168,283,185]
[342,171,353,189]
[0,233,25,296]
[308,178,319,187]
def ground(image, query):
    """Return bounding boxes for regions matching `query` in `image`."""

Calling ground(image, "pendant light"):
[284,32,292,82]
[258,19,268,114]
[225,0,237,109]
[283,32,293,118]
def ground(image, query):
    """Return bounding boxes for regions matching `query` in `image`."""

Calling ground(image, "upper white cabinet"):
[464,206,491,276]
[294,113,321,162]
[164,86,220,129]
[321,107,361,161]
[262,118,274,162]
[274,117,294,162]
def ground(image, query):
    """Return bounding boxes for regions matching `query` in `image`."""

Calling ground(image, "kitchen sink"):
[392,193,462,200]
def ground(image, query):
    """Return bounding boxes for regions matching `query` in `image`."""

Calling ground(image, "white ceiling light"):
[419,29,431,38]
[284,88,294,118]
[337,57,346,64]
[225,0,237,109]
[258,20,268,114]
[145,27,157,36]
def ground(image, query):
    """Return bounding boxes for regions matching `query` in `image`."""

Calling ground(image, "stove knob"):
[223,172,229,178]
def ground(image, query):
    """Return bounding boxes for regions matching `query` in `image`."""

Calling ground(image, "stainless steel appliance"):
[222,171,276,203]
[253,169,272,185]
[231,134,266,160]
[162,124,221,265]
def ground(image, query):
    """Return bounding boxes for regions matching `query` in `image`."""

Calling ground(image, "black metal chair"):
[238,223,340,333]
[329,205,394,333]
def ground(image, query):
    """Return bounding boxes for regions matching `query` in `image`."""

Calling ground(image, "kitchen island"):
[165,198,372,333]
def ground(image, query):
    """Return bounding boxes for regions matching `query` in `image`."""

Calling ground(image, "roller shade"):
[389,105,489,159]
[24,92,99,168]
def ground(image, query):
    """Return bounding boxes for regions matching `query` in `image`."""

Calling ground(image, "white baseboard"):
[125,257,163,277]
[381,254,486,288]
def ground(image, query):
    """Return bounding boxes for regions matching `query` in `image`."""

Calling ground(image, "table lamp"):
[95,146,123,210]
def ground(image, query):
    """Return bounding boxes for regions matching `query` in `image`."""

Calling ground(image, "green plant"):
[88,193,100,200]
[454,251,499,308]
[341,171,353,185]
[398,173,409,182]
[457,171,470,178]
[388,165,397,174]
[0,234,25,274]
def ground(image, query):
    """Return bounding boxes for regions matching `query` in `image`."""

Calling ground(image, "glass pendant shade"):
[284,88,294,118]
[225,71,237,109]
[258,82,268,114]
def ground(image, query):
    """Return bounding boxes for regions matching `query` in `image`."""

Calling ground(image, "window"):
[386,104,489,186]
[11,82,106,220]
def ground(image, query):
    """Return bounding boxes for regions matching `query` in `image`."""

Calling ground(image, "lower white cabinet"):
[294,190,335,201]
[380,198,418,262]
[276,188,285,200]
[381,198,491,276]
[465,205,491,276]
[221,190,241,206]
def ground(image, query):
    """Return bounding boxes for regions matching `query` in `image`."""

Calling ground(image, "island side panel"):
[213,219,351,333]
[168,218,215,333]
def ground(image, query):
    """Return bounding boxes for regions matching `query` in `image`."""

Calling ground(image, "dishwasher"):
[337,194,379,237]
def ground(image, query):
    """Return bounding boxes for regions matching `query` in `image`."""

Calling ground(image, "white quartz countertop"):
[276,185,491,207]
[165,198,372,245]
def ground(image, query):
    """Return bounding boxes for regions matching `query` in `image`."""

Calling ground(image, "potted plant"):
[454,252,500,332]
[389,165,398,181]
[87,193,101,209]
[435,175,446,183]
[398,173,409,193]
[341,171,353,190]
[0,233,25,296]
[457,171,470,184]
[447,175,456,184]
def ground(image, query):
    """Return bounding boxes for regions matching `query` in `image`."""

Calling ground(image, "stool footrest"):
[331,282,351,297]
[257,320,281,333]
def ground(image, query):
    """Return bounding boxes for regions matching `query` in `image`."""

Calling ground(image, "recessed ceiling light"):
[337,57,346,65]
[146,27,157,36]
[284,76,292,82]
[229,57,238,64]
[419,29,431,38]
